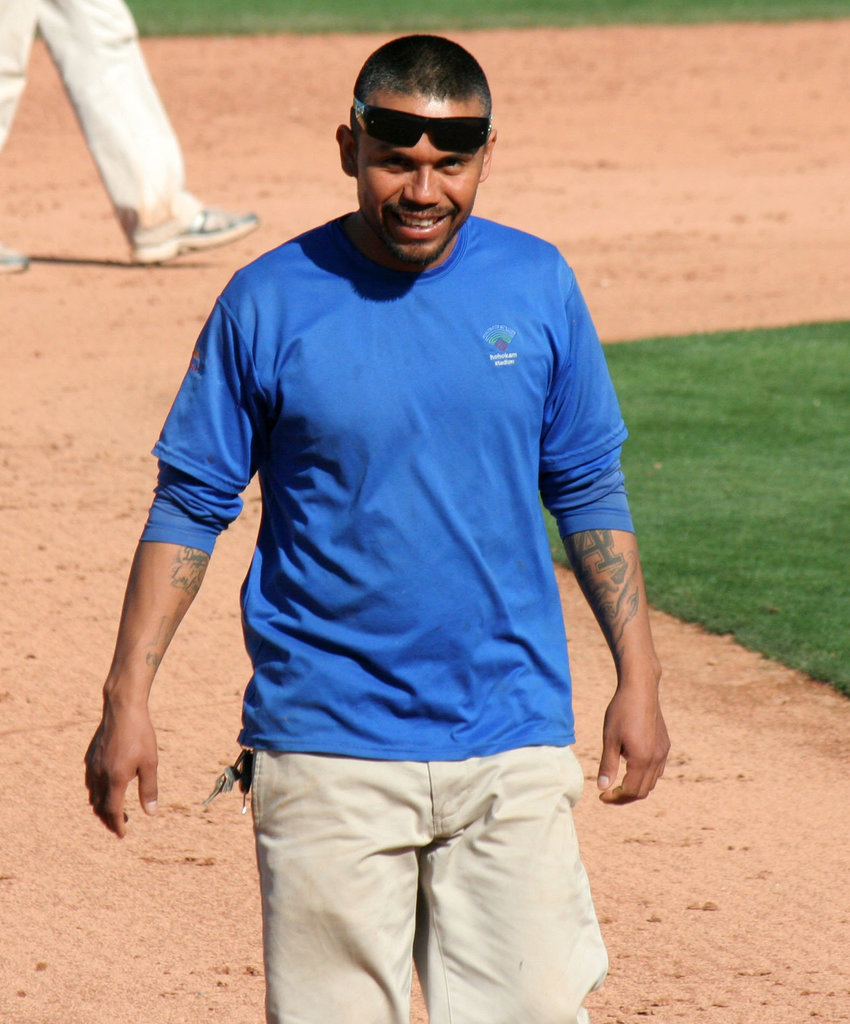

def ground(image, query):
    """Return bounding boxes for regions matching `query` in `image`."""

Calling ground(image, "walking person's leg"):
[36,0,257,261]
[0,0,38,272]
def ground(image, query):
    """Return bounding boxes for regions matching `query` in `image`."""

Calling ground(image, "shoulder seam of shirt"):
[214,292,267,403]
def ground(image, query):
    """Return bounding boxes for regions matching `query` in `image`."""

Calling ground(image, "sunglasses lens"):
[431,120,490,153]
[357,102,490,153]
[363,108,423,147]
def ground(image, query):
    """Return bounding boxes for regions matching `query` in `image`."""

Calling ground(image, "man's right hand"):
[84,700,159,838]
[83,541,210,837]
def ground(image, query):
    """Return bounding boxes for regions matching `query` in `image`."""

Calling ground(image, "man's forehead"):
[363,89,488,119]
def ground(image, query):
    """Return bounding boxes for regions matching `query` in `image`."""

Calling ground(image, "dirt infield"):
[2,21,849,1024]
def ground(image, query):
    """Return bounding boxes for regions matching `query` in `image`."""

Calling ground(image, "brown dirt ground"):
[2,21,849,1024]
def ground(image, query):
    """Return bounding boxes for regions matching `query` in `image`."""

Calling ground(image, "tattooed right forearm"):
[145,615,172,669]
[168,547,209,597]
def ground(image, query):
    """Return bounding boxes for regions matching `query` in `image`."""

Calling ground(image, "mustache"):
[386,201,458,218]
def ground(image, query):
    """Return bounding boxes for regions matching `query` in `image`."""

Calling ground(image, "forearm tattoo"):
[168,546,209,597]
[145,616,171,669]
[142,548,209,669]
[568,529,640,657]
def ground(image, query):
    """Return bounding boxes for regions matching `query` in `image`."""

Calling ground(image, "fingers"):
[85,760,128,837]
[596,729,669,805]
[85,741,130,837]
[599,757,666,805]
[83,717,158,838]
[137,760,159,817]
[599,744,668,804]
[102,784,130,838]
[596,741,622,794]
[597,685,670,806]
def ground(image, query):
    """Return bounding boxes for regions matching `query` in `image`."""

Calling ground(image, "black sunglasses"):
[352,97,491,154]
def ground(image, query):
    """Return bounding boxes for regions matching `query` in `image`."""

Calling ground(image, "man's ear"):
[336,124,358,178]
[478,127,497,184]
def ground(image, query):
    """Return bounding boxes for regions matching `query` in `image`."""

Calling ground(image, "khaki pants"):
[252,745,608,1024]
[0,0,201,242]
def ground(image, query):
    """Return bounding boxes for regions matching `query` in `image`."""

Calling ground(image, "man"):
[0,0,257,272]
[85,34,669,1024]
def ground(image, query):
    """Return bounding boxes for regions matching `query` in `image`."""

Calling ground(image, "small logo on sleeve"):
[483,325,518,366]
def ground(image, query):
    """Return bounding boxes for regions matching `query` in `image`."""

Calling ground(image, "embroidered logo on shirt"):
[483,325,518,367]
[188,345,202,374]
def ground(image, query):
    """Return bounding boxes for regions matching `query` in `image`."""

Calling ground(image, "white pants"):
[252,746,608,1024]
[0,0,200,242]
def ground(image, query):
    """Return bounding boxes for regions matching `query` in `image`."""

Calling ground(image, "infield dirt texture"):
[2,20,849,1024]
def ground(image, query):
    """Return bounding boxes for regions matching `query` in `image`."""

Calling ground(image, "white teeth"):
[398,215,439,228]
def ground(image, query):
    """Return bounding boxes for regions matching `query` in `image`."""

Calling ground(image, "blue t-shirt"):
[149,216,630,760]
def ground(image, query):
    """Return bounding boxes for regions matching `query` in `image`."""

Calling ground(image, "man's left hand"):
[596,685,669,804]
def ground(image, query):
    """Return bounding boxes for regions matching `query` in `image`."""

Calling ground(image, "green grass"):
[546,323,850,695]
[126,0,850,36]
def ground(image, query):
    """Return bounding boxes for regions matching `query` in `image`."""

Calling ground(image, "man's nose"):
[404,166,439,205]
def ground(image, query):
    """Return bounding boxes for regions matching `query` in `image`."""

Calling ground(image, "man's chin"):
[382,231,455,270]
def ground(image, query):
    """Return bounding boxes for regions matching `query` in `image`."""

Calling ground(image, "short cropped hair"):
[354,35,492,116]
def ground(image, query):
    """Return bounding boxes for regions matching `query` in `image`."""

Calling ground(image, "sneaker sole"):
[133,215,259,265]
[0,257,29,274]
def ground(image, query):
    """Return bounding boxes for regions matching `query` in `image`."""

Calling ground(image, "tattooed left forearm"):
[565,529,641,656]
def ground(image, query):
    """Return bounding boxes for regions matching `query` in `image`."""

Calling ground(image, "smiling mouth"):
[388,207,452,234]
[401,217,440,229]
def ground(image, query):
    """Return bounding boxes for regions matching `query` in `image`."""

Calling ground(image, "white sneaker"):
[0,241,29,274]
[132,208,259,264]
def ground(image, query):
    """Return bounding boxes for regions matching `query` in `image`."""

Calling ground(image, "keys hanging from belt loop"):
[203,749,255,809]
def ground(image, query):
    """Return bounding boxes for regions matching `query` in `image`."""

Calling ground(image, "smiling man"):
[85,35,668,1024]
[339,89,494,270]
